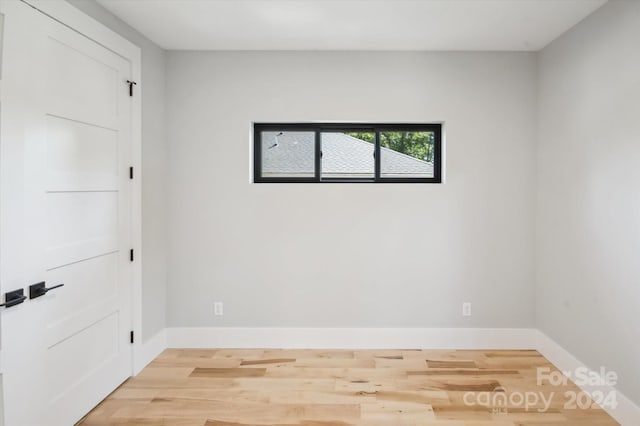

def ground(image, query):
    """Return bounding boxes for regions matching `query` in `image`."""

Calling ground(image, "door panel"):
[47,311,120,401]
[0,1,133,425]
[46,115,119,192]
[47,191,119,268]
[46,33,119,128]
[46,253,119,324]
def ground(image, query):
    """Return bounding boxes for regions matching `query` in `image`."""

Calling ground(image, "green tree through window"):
[346,131,435,163]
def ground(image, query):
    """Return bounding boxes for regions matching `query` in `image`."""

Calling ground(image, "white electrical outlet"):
[462,302,471,317]
[214,301,224,316]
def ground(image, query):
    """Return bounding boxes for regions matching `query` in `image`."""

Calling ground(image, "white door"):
[0,1,134,425]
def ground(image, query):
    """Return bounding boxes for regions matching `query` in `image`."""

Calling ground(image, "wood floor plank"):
[240,358,296,366]
[79,349,619,426]
[426,360,478,369]
[407,369,520,376]
[151,358,241,368]
[190,367,266,378]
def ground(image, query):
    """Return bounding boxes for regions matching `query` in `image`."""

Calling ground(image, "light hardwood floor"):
[79,349,618,425]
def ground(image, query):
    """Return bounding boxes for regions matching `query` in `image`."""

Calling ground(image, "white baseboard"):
[133,328,167,375]
[535,330,640,425]
[165,326,538,350]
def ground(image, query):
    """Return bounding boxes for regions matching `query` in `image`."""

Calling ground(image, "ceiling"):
[96,0,607,51]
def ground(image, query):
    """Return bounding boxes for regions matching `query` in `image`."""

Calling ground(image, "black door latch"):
[29,282,64,299]
[0,288,27,308]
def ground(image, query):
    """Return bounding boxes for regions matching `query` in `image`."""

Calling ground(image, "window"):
[254,123,442,183]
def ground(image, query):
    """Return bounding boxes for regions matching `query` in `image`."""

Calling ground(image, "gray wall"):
[67,0,167,342]
[165,51,537,328]
[537,0,640,405]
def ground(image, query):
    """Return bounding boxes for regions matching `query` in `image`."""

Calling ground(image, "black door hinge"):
[130,249,134,262]
[126,80,137,97]
[130,330,134,344]
[129,166,134,180]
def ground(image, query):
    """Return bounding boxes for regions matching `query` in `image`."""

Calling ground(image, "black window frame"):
[253,123,442,183]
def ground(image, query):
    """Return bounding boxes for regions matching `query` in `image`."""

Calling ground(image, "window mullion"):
[314,129,321,182]
[374,129,381,181]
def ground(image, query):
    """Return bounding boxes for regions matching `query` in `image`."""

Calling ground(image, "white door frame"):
[0,0,143,374]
